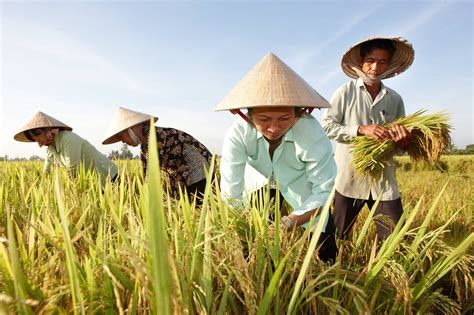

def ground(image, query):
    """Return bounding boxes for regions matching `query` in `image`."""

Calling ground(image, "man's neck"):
[364,81,382,101]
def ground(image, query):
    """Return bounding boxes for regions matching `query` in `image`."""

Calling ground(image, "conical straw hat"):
[14,111,72,142]
[102,107,158,144]
[215,52,330,111]
[341,36,414,79]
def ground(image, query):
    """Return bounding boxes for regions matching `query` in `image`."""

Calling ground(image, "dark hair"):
[24,128,48,141]
[247,107,306,117]
[360,39,396,59]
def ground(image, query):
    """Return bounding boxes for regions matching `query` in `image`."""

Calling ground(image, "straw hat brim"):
[215,52,330,111]
[14,111,72,142]
[102,107,158,145]
[341,36,415,79]
[102,118,158,145]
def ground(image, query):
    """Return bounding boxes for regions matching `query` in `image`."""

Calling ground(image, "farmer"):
[102,107,213,202]
[14,111,118,187]
[217,53,338,263]
[322,37,415,240]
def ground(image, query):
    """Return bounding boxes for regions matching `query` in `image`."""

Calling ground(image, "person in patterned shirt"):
[103,107,213,202]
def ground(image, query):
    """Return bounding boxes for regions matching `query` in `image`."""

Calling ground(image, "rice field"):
[0,151,473,314]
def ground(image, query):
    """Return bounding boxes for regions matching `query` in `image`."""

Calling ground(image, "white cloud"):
[287,4,384,73]
[396,2,447,37]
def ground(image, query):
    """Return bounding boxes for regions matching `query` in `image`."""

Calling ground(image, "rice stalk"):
[352,109,452,180]
[54,173,85,315]
[287,187,335,314]
[4,207,32,315]
[1,156,472,313]
[143,120,175,315]
[411,232,474,302]
[355,192,381,249]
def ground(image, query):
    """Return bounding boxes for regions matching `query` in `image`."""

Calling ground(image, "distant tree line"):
[447,144,474,155]
[1,144,472,162]
[107,144,139,160]
[0,155,43,161]
[0,144,139,161]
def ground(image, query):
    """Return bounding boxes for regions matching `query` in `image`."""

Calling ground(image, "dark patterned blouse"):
[140,124,213,197]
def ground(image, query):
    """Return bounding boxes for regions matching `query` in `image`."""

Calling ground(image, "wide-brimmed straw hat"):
[102,107,158,145]
[14,111,72,142]
[341,36,415,79]
[215,52,330,111]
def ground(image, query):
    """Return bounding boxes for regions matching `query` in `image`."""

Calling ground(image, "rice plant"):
[352,110,452,180]
[0,152,472,313]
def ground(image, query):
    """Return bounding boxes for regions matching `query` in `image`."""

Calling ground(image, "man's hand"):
[388,124,411,150]
[357,124,391,141]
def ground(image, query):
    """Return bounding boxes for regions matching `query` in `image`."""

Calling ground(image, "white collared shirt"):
[322,78,405,200]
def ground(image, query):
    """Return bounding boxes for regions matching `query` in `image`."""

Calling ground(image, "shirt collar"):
[356,78,388,94]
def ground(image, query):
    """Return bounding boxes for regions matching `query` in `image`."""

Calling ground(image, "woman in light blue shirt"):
[216,53,338,262]
[14,111,118,187]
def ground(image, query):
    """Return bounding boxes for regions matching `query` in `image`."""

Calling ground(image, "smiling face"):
[249,107,297,141]
[361,48,391,79]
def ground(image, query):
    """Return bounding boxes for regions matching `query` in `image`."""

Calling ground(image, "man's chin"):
[265,134,282,141]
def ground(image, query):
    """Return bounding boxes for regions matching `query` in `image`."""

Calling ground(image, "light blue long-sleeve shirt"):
[44,131,118,187]
[220,113,336,229]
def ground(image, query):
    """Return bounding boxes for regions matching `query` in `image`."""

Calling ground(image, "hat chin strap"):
[350,66,387,84]
[127,128,142,145]
[235,110,256,128]
[349,64,398,84]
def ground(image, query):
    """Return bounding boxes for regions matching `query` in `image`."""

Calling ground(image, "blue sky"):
[1,0,472,158]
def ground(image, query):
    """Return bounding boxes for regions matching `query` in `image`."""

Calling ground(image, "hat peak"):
[14,111,72,142]
[102,107,158,145]
[215,52,330,111]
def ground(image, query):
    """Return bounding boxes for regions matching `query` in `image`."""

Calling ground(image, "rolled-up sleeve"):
[322,86,359,143]
[43,150,54,172]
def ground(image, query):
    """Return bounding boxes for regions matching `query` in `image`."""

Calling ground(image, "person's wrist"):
[281,216,295,230]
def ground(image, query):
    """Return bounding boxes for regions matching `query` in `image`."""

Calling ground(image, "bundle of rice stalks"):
[352,110,452,180]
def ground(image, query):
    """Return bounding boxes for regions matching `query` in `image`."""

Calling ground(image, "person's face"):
[250,107,296,141]
[117,125,144,147]
[32,129,55,147]
[117,130,139,147]
[361,48,391,78]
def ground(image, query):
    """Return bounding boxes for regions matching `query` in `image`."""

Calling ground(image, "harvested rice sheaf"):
[351,110,452,180]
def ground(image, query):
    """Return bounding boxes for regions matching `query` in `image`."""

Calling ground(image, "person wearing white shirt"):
[322,37,415,240]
